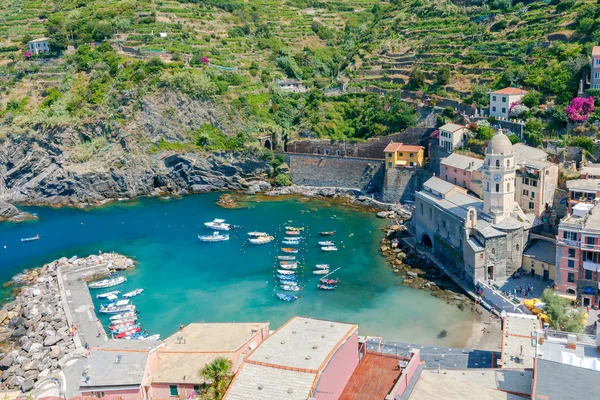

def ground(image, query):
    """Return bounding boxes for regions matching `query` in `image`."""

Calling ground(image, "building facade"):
[566,179,600,213]
[521,240,556,281]
[27,38,49,54]
[439,153,484,197]
[438,123,469,152]
[592,46,600,90]
[384,142,425,168]
[515,160,559,216]
[489,87,527,119]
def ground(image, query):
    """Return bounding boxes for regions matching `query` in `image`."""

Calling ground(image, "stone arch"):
[263,138,272,150]
[421,233,433,248]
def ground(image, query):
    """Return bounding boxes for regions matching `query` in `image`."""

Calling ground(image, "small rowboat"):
[109,320,136,331]
[282,240,300,245]
[123,288,144,299]
[277,274,298,281]
[89,277,126,289]
[319,231,335,236]
[285,231,301,236]
[248,232,268,237]
[280,284,301,291]
[315,264,330,269]
[313,269,330,275]
[276,293,298,302]
[115,326,141,339]
[280,280,298,286]
[100,304,136,314]
[279,264,298,270]
[249,236,274,244]
[110,312,138,322]
[198,232,229,242]
[282,248,298,254]
[142,334,161,341]
[318,241,334,246]
[320,278,339,285]
[277,270,296,275]
[109,316,138,325]
[280,261,297,266]
[21,235,41,242]
[97,290,121,299]
[285,227,304,231]
[318,284,337,290]
[278,255,296,261]
[321,246,338,252]
[284,236,303,241]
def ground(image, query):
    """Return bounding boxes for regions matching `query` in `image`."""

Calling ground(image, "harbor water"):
[0,194,475,345]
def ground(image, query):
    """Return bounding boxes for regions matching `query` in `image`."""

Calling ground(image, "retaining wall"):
[383,167,432,203]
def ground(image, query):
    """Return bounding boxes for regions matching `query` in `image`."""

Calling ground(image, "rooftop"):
[593,46,600,56]
[438,123,465,133]
[523,240,556,265]
[582,163,600,177]
[566,178,600,192]
[28,37,49,43]
[339,352,402,400]
[418,177,484,222]
[513,143,548,165]
[560,204,600,232]
[501,313,539,369]
[440,153,484,171]
[384,142,403,153]
[491,87,528,95]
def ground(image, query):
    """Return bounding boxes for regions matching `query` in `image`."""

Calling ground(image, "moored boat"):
[109,316,138,325]
[280,260,297,266]
[313,269,330,275]
[277,274,298,281]
[279,264,298,270]
[101,299,130,308]
[248,232,268,237]
[281,248,298,254]
[277,255,296,261]
[317,284,337,290]
[285,226,304,231]
[318,241,335,246]
[315,264,330,269]
[112,324,141,334]
[321,246,338,252]
[249,236,274,244]
[142,334,161,341]
[110,311,138,322]
[285,230,300,236]
[319,231,335,236]
[276,293,298,302]
[89,276,127,289]
[115,326,141,339]
[97,290,121,299]
[109,320,136,331]
[21,235,41,242]
[282,240,300,245]
[123,288,144,299]
[276,269,296,275]
[279,280,298,286]
[280,284,301,291]
[204,219,232,231]
[284,236,303,241]
[100,304,136,314]
[198,232,229,242]
[320,278,339,285]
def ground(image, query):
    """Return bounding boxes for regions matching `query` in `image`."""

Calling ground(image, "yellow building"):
[384,142,425,168]
[521,240,556,281]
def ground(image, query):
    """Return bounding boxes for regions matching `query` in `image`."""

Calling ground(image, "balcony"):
[557,238,581,247]
[583,261,600,272]
[582,242,600,251]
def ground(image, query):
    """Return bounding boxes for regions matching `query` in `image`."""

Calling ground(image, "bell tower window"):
[496,184,499,192]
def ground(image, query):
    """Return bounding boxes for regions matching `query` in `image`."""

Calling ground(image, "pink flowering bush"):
[201,56,209,64]
[565,97,595,122]
[24,51,32,59]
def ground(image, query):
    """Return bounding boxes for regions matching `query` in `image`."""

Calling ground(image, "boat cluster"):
[89,276,159,341]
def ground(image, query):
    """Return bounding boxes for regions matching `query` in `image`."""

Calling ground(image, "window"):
[194,386,200,392]
[463,180,466,186]
[388,162,392,167]
[429,208,433,220]
[541,263,545,269]
[502,96,507,102]
[92,393,105,398]
[492,248,495,255]
[523,189,529,196]
[463,171,466,175]
[445,165,448,170]
[529,202,534,209]
[568,259,575,268]
[443,221,446,228]
[531,260,535,267]
[596,72,600,79]
[409,162,414,167]
[585,269,593,279]
[587,237,594,245]
[496,159,500,167]
[531,180,537,187]
[523,178,529,185]
[492,106,496,112]
[454,168,457,172]
[531,191,535,198]
[501,107,506,113]
[486,182,490,191]
[496,183,499,192]
[399,153,403,157]
[420,203,424,215]
[596,59,600,66]
[507,182,510,191]
[410,153,414,157]
[170,386,178,397]
[568,273,575,283]
[564,231,577,241]
[568,248,575,257]
[506,159,510,167]
[387,153,391,158]
[492,95,497,101]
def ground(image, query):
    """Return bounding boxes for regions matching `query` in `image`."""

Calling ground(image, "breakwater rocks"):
[0,253,134,393]
[0,200,36,223]
[380,225,475,312]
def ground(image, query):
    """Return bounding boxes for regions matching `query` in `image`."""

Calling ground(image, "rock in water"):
[437,329,448,339]
[0,200,36,222]
[216,194,238,209]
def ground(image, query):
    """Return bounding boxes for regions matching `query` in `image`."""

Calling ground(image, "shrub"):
[159,71,218,99]
[521,90,542,108]
[70,137,108,163]
[274,173,292,186]
[565,97,595,122]
[408,66,425,90]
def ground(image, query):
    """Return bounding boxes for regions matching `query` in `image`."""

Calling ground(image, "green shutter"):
[170,385,178,396]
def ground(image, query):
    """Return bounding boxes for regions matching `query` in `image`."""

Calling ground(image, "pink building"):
[148,322,270,399]
[555,203,600,307]
[440,152,484,197]
[566,178,600,213]
[224,317,359,400]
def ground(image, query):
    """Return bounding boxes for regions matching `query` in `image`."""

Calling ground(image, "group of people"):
[513,284,535,298]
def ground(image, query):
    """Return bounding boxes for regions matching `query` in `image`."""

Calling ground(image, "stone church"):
[412,130,539,285]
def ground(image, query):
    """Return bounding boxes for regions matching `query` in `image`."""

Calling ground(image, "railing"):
[484,165,517,171]
[557,238,581,247]
[545,329,597,345]
[582,243,600,251]
[583,261,600,272]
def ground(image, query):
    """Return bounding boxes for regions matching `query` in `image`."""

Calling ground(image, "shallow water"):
[0,194,474,345]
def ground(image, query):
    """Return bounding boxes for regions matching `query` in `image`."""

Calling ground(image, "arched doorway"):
[263,139,272,150]
[421,234,433,249]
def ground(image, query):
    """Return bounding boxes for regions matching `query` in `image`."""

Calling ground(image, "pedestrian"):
[587,305,591,314]
[97,328,102,338]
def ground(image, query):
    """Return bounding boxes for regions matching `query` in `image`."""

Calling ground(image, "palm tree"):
[199,357,233,399]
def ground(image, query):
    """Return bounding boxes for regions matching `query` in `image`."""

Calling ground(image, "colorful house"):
[438,123,469,152]
[384,142,425,168]
[489,87,527,119]
[592,46,600,90]
[521,240,556,281]
[440,152,484,197]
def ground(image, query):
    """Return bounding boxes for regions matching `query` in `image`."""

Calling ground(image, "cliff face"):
[0,92,272,206]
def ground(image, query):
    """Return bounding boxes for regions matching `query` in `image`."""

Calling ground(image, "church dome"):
[486,130,513,155]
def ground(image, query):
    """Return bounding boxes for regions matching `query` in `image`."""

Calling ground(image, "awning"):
[557,293,577,302]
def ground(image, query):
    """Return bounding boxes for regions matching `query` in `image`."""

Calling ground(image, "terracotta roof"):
[593,46,600,56]
[490,87,528,95]
[397,144,423,152]
[384,142,403,152]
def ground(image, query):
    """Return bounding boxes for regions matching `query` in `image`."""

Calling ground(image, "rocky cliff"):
[0,91,273,207]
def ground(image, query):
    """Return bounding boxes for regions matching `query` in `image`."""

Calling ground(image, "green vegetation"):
[541,289,585,333]
[198,357,232,399]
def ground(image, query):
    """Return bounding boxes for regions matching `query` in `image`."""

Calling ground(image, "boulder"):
[0,307,7,324]
[29,343,43,354]
[22,360,40,371]
[21,340,33,353]
[43,334,63,346]
[7,316,24,329]
[11,327,27,338]
[49,346,61,360]
[376,211,389,218]
[406,271,419,278]
[0,356,15,369]
[6,375,24,389]
[20,379,34,393]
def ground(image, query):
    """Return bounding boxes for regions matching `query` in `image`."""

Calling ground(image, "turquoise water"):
[0,194,474,345]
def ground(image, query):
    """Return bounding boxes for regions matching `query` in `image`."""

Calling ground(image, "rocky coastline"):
[0,253,135,393]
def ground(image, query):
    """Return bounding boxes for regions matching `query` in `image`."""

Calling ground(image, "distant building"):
[383,142,425,168]
[274,79,307,93]
[522,240,556,281]
[149,322,270,399]
[566,179,600,213]
[438,123,469,152]
[27,38,50,54]
[581,163,600,179]
[592,46,600,90]
[439,153,484,197]
[555,203,600,307]
[489,87,527,119]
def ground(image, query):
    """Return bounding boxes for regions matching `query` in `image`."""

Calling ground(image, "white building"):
[438,123,469,152]
[489,87,527,119]
[274,79,307,93]
[27,38,50,54]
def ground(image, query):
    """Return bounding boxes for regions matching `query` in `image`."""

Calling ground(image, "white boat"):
[97,290,121,299]
[104,294,119,302]
[318,241,335,246]
[142,334,161,341]
[321,246,338,252]
[198,232,229,242]
[280,280,298,286]
[285,226,304,231]
[249,236,274,244]
[204,219,232,231]
[89,276,126,289]
[279,264,298,270]
[280,261,298,267]
[278,255,296,261]
[109,316,138,325]
[248,232,268,237]
[313,269,330,275]
[280,284,301,291]
[282,240,300,245]
[277,270,296,275]
[284,236,303,241]
[99,304,136,314]
[123,288,144,299]
[102,299,130,308]
[110,312,138,322]
[315,264,330,269]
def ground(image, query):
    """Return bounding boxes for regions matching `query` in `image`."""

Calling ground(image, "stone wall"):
[286,154,384,195]
[383,168,432,203]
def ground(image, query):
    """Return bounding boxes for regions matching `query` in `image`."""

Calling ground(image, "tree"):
[199,357,233,399]
[437,67,450,85]
[521,90,542,108]
[48,32,68,52]
[565,97,595,122]
[541,289,584,333]
[408,66,425,90]
[568,137,595,152]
